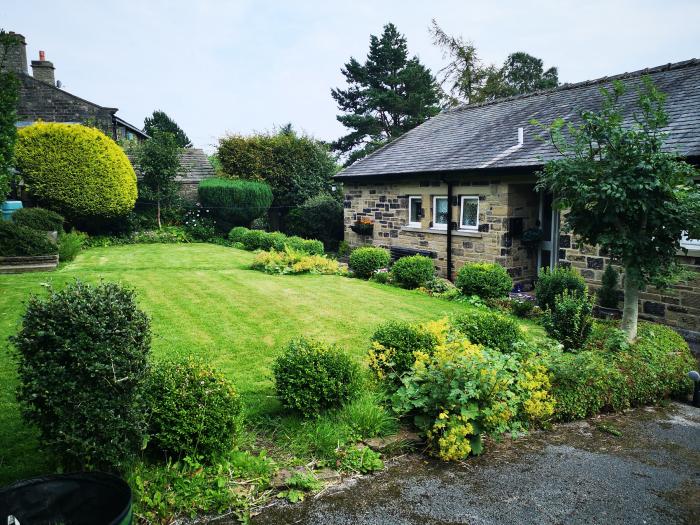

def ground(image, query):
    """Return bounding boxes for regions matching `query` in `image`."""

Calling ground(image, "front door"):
[537,192,560,271]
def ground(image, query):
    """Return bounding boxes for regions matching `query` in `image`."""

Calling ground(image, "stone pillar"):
[0,31,28,75]
[31,50,55,85]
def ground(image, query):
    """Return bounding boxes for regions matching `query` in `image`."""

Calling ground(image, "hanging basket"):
[351,221,374,236]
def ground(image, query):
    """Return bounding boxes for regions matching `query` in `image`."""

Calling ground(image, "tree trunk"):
[621,268,639,342]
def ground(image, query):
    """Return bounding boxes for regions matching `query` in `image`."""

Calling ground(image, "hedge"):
[14,122,137,219]
[285,194,344,250]
[198,177,272,230]
[0,222,58,256]
[12,207,64,233]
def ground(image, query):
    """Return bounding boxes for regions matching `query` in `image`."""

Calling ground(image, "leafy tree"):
[536,78,700,341]
[134,131,182,228]
[217,127,337,229]
[143,110,192,148]
[332,23,440,165]
[482,52,559,100]
[0,30,20,200]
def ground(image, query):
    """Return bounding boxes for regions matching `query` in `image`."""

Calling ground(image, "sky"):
[3,1,699,152]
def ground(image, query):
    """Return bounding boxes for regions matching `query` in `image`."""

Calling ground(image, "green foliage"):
[349,246,390,278]
[535,266,587,311]
[337,240,351,258]
[370,270,391,284]
[277,471,322,503]
[217,128,337,215]
[543,290,594,351]
[598,264,620,308]
[368,320,437,384]
[183,206,217,241]
[339,392,399,438]
[11,280,151,470]
[0,30,20,199]
[284,235,324,256]
[231,227,323,255]
[0,222,58,256]
[273,338,361,416]
[241,229,268,250]
[286,194,343,250]
[228,226,249,244]
[337,445,384,474]
[58,229,87,262]
[332,23,440,164]
[251,246,341,275]
[133,130,182,228]
[143,109,192,148]
[144,357,243,459]
[390,255,435,289]
[11,207,64,233]
[198,177,273,230]
[455,262,513,299]
[451,310,523,352]
[15,122,137,220]
[510,299,536,318]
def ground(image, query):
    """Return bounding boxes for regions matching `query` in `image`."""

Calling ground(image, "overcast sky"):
[3,1,699,151]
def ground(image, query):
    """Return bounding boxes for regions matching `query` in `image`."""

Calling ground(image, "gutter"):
[446,180,454,281]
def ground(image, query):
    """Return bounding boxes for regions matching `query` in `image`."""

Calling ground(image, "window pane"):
[461,198,478,228]
[410,197,422,223]
[435,197,448,225]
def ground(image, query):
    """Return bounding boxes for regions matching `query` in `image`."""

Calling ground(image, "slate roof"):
[335,59,700,179]
[176,149,216,182]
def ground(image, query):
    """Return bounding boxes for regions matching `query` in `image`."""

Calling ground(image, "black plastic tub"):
[0,472,132,525]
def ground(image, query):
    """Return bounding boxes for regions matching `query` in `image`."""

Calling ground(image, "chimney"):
[31,50,55,85]
[0,31,28,75]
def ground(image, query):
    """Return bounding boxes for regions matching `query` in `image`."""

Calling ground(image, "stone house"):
[335,60,700,336]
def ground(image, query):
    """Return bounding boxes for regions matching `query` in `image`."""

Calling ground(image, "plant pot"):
[350,223,373,236]
[595,305,622,320]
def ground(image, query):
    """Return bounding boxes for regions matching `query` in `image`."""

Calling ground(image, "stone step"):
[0,262,58,274]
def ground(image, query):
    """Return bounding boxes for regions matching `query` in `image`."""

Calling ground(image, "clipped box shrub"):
[349,246,390,279]
[273,338,360,416]
[241,229,268,250]
[144,357,243,459]
[451,310,523,352]
[14,122,137,220]
[285,235,324,256]
[0,222,58,256]
[368,320,438,384]
[543,290,594,351]
[228,226,250,244]
[455,262,512,299]
[198,177,273,230]
[11,280,151,470]
[286,194,344,250]
[390,255,435,289]
[535,266,587,311]
[11,207,64,233]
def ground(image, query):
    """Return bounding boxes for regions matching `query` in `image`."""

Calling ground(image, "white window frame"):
[459,195,479,231]
[408,196,422,228]
[432,196,448,230]
[681,231,700,249]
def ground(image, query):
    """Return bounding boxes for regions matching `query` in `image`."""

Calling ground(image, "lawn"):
[0,243,478,484]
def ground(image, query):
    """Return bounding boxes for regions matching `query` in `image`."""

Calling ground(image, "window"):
[681,231,700,249]
[408,196,422,227]
[460,196,479,230]
[432,196,448,230]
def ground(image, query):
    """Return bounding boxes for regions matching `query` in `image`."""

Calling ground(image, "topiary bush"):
[14,122,137,221]
[11,207,64,233]
[535,266,587,311]
[11,280,151,471]
[0,222,58,256]
[390,255,435,289]
[241,229,268,250]
[144,357,243,459]
[368,320,438,384]
[348,247,390,279]
[198,177,273,231]
[228,226,249,244]
[273,338,361,416]
[285,194,344,250]
[543,290,594,351]
[455,262,512,299]
[451,310,523,352]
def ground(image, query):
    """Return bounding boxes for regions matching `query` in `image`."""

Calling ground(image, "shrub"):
[284,235,324,256]
[348,246,390,279]
[337,240,351,258]
[511,298,536,318]
[262,231,288,251]
[251,247,340,275]
[390,255,435,289]
[597,264,620,309]
[273,338,361,416]
[228,226,249,244]
[144,358,243,459]
[58,229,87,262]
[370,270,390,284]
[451,310,523,352]
[543,290,594,351]
[183,206,217,241]
[455,262,512,299]
[0,222,58,256]
[11,207,64,233]
[239,229,267,250]
[14,122,137,220]
[535,266,586,311]
[286,194,344,250]
[368,320,438,384]
[11,280,151,470]
[392,339,554,460]
[198,177,273,230]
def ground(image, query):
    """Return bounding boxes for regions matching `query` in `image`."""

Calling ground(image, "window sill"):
[401,226,483,238]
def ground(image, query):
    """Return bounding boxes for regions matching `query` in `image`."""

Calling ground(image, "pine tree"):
[143,110,192,148]
[331,23,440,165]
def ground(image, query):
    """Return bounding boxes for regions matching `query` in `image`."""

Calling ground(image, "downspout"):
[446,180,453,281]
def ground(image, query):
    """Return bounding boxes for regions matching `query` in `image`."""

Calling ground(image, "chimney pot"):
[31,52,55,86]
[39,50,45,61]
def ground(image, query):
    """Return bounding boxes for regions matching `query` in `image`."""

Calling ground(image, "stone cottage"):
[335,59,700,336]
